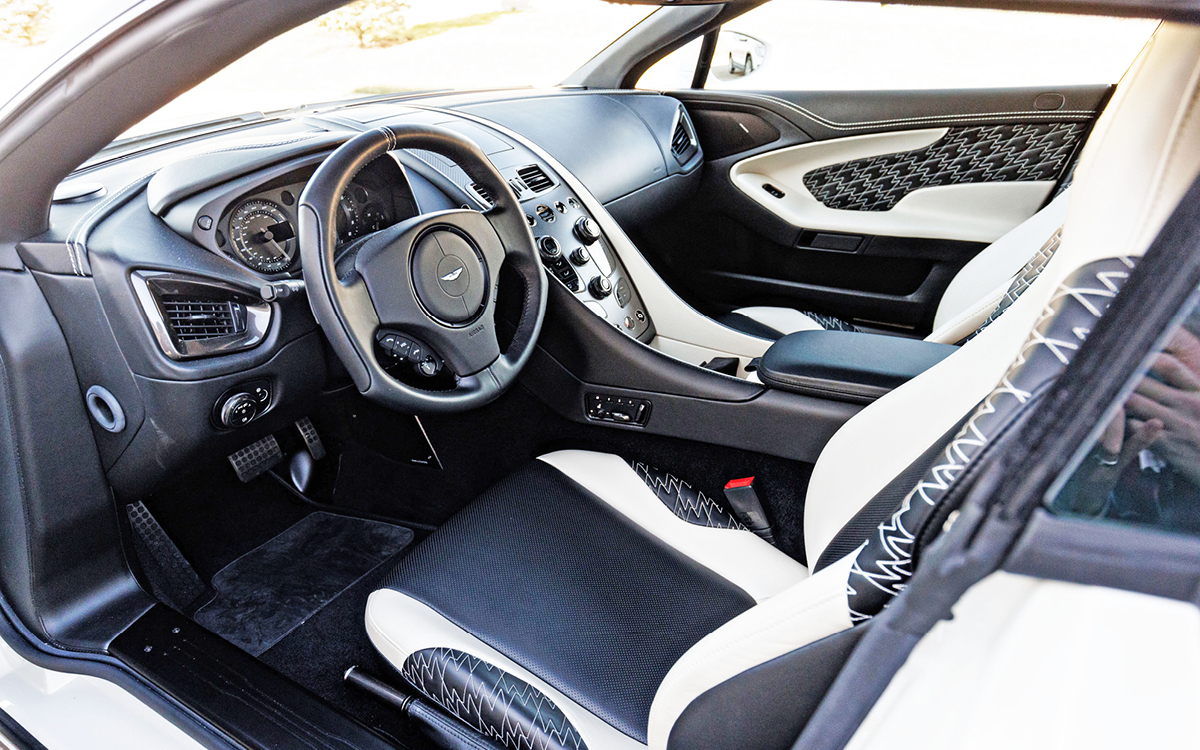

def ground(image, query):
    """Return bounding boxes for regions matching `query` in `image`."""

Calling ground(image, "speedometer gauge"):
[229,199,296,274]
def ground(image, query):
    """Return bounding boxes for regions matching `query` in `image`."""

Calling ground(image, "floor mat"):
[194,511,413,656]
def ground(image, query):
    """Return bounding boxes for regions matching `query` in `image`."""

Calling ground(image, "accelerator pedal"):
[294,417,326,460]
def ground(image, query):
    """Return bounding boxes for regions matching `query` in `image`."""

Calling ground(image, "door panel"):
[728,126,1075,243]
[622,86,1109,335]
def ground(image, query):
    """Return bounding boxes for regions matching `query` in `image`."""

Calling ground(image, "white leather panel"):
[729,129,1054,243]
[647,553,856,750]
[650,335,770,378]
[923,283,1007,345]
[1065,25,1200,287]
[537,450,807,601]
[734,306,825,336]
[366,589,646,750]
[930,189,1071,332]
[804,23,1200,563]
[845,572,1200,750]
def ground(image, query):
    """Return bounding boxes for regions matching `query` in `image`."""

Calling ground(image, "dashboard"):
[26,90,704,500]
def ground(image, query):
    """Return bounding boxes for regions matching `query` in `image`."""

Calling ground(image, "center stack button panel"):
[522,185,652,341]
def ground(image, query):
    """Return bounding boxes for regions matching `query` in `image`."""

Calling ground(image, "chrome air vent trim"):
[516,164,553,193]
[131,271,271,360]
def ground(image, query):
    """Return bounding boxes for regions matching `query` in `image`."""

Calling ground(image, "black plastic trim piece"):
[1005,509,1200,605]
[522,346,859,464]
[110,605,398,750]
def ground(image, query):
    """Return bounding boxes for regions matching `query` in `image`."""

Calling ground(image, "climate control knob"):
[574,217,602,245]
[588,275,613,300]
[538,236,562,260]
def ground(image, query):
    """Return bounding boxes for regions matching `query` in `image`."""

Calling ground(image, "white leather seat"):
[365,24,1200,750]
[731,183,1071,344]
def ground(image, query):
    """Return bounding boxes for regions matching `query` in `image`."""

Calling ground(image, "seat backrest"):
[925,188,1069,344]
[649,22,1200,750]
[804,22,1200,562]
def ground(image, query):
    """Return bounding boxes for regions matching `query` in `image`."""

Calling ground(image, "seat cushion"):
[373,458,761,743]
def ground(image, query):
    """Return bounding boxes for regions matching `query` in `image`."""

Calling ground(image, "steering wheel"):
[298,125,547,413]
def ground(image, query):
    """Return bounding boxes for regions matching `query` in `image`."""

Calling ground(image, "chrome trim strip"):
[130,271,272,360]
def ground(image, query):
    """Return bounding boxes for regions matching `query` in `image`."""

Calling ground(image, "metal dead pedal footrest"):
[295,417,326,460]
[228,434,283,482]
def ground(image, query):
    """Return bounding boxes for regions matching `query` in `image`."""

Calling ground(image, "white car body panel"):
[0,637,200,750]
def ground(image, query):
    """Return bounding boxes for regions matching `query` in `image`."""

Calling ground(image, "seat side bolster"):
[924,284,1007,344]
[366,589,647,750]
[735,307,825,337]
[646,553,856,750]
[537,451,807,601]
[931,189,1071,331]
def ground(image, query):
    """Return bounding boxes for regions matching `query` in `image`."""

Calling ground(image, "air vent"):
[671,114,697,163]
[131,272,272,361]
[471,182,495,207]
[161,298,243,341]
[516,165,553,193]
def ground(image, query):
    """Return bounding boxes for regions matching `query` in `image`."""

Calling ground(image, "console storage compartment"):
[757,330,956,404]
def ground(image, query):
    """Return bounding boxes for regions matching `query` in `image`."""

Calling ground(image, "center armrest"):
[757,330,957,403]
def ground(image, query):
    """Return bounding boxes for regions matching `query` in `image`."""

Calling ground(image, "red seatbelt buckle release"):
[723,476,776,545]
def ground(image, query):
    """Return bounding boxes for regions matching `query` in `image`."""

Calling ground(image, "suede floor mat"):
[195,511,413,655]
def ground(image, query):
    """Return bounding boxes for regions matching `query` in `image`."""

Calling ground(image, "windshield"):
[2,0,654,143]
[129,0,653,140]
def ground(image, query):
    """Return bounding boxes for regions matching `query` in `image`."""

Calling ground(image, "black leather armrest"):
[758,330,956,403]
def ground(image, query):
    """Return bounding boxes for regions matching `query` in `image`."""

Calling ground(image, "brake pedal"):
[294,417,326,460]
[228,435,283,482]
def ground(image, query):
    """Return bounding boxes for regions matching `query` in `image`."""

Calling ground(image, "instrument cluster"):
[219,155,416,275]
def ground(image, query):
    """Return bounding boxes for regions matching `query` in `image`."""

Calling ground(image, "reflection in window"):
[1049,297,1200,535]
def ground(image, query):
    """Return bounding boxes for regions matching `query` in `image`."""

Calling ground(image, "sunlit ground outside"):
[0,0,1160,142]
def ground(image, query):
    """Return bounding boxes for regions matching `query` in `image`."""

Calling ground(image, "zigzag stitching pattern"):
[969,228,1063,341]
[403,648,587,750]
[628,461,745,530]
[846,257,1134,611]
[802,123,1085,212]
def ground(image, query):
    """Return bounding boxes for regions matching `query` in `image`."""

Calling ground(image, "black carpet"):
[259,558,426,747]
[195,512,413,656]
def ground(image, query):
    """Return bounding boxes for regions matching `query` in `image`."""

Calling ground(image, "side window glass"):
[640,0,1156,91]
[1047,295,1200,536]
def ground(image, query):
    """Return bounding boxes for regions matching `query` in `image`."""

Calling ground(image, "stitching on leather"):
[66,170,158,276]
[684,92,1095,131]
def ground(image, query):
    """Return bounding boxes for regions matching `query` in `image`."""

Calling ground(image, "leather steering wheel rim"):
[298,124,547,414]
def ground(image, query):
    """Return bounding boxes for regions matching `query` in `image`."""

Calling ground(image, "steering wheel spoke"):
[299,124,546,413]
